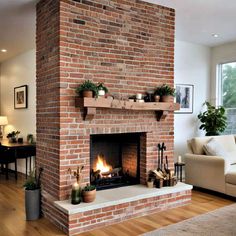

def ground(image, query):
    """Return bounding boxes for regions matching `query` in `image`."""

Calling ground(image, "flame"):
[95,155,112,173]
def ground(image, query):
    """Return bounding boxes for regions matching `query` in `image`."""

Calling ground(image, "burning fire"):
[95,155,112,174]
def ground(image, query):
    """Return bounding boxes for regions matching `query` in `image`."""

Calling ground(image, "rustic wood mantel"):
[75,97,180,121]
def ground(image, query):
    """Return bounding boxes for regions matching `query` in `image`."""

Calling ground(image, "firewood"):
[101,167,121,176]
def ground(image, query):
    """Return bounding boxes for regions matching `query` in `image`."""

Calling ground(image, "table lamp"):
[0,116,8,139]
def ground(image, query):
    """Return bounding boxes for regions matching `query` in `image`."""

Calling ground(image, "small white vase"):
[98,90,105,97]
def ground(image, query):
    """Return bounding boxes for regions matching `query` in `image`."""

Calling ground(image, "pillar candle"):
[178,155,182,163]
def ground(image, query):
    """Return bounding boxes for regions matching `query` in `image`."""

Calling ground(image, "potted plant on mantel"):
[82,184,96,203]
[76,80,98,98]
[97,82,109,97]
[155,84,175,102]
[198,102,227,136]
[23,167,43,220]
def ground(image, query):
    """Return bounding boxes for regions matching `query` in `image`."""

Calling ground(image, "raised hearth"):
[54,183,192,235]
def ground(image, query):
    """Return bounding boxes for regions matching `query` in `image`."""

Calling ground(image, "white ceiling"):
[0,0,36,63]
[0,0,236,63]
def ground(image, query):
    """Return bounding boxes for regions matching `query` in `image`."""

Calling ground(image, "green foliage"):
[97,82,108,93]
[222,64,236,108]
[23,167,43,190]
[155,84,175,96]
[7,131,20,138]
[198,102,227,136]
[83,184,96,192]
[76,80,98,97]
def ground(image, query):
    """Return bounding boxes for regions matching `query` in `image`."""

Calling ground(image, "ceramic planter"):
[82,189,96,203]
[25,188,41,220]
[98,89,105,97]
[82,90,93,98]
[161,95,172,102]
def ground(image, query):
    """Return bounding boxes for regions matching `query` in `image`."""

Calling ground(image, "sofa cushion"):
[191,135,236,155]
[225,165,236,185]
[203,138,228,157]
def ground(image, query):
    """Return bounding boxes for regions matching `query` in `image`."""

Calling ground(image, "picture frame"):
[175,84,194,113]
[14,85,28,109]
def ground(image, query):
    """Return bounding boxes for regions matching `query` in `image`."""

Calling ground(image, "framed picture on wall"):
[14,85,28,109]
[174,84,194,113]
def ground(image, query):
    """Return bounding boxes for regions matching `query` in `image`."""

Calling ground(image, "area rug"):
[142,204,236,236]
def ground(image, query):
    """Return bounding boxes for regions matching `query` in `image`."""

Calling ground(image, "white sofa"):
[185,135,236,197]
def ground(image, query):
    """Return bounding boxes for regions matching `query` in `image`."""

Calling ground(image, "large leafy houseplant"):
[197,102,227,136]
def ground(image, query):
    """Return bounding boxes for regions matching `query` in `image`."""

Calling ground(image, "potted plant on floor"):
[97,82,109,97]
[155,84,175,102]
[82,184,96,203]
[76,80,98,98]
[198,102,227,136]
[23,167,43,220]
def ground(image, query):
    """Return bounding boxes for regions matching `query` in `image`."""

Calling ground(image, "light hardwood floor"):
[0,173,234,236]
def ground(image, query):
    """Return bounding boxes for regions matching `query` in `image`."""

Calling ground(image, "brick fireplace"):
[36,0,192,235]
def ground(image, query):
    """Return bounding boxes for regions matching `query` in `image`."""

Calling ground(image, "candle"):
[71,182,81,205]
[178,155,182,163]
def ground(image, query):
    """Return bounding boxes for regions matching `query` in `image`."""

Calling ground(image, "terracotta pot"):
[161,95,172,102]
[82,189,96,203]
[82,90,93,98]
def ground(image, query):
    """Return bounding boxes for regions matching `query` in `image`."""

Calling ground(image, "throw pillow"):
[203,138,228,157]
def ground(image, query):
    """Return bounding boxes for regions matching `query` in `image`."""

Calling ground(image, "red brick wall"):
[37,0,175,201]
[36,0,61,199]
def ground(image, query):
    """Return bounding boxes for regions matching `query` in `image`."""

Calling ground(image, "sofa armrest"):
[185,153,226,193]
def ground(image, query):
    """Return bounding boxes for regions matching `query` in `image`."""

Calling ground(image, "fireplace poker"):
[157,143,161,170]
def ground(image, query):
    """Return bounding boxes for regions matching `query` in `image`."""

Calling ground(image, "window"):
[218,61,236,134]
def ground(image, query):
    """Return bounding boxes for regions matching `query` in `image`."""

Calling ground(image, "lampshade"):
[0,116,8,125]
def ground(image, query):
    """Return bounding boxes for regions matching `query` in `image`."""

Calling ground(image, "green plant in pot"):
[23,167,43,220]
[7,131,20,143]
[97,82,108,97]
[155,84,175,102]
[198,102,227,136]
[82,184,96,203]
[76,80,98,98]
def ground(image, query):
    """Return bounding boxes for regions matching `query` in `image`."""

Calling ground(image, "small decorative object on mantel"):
[68,166,84,205]
[144,90,155,102]
[7,131,20,143]
[76,80,98,98]
[148,142,177,188]
[97,82,108,97]
[155,84,175,102]
[82,184,96,203]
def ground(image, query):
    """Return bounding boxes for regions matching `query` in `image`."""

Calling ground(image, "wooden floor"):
[0,174,235,236]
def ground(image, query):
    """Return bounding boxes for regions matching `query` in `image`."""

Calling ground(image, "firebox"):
[90,133,141,190]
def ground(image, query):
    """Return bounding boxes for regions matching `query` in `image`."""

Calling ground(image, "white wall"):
[174,40,211,159]
[0,49,36,173]
[211,41,236,104]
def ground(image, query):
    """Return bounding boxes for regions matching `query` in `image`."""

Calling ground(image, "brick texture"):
[36,0,176,234]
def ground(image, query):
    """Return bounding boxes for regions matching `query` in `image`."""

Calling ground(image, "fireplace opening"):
[90,133,141,190]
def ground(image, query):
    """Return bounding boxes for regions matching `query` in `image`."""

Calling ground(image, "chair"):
[16,146,36,178]
[0,148,17,180]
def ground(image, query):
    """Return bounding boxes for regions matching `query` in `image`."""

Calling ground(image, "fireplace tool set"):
[148,142,176,188]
